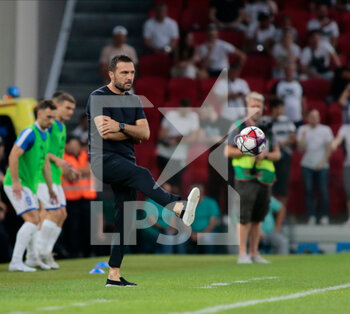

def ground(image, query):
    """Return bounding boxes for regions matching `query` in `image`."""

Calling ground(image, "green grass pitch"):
[1,254,350,313]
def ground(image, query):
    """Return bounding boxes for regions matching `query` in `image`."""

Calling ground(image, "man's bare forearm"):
[123,124,150,141]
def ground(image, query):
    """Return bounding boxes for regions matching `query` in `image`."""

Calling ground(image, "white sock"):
[26,229,38,261]
[11,222,38,264]
[36,219,57,256]
[47,224,62,254]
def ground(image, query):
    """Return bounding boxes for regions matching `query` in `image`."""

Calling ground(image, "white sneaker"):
[9,261,37,272]
[237,253,252,264]
[320,216,329,226]
[26,258,51,270]
[307,216,316,226]
[41,254,60,270]
[182,187,200,226]
[251,254,271,264]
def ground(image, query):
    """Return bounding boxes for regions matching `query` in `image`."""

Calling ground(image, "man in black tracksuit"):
[87,55,200,287]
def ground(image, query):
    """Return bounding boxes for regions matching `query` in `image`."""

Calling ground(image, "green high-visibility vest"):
[4,124,50,193]
[232,121,276,185]
[38,120,66,185]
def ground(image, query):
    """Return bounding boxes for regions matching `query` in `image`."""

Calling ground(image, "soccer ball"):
[235,126,266,156]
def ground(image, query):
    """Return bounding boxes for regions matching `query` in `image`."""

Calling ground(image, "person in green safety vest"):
[225,92,281,264]
[4,100,58,272]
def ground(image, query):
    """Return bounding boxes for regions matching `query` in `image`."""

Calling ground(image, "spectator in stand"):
[198,104,232,206]
[275,14,298,43]
[307,2,339,47]
[273,63,307,127]
[143,2,179,54]
[225,92,281,264]
[99,26,138,83]
[270,98,296,207]
[337,83,350,123]
[331,56,350,101]
[297,109,334,226]
[171,32,207,80]
[300,30,340,81]
[209,0,246,31]
[62,136,97,258]
[198,24,246,77]
[72,114,89,147]
[187,183,220,254]
[260,196,289,255]
[157,98,199,195]
[246,11,276,54]
[332,112,350,226]
[272,29,301,79]
[213,63,251,122]
[139,183,178,254]
[244,0,278,25]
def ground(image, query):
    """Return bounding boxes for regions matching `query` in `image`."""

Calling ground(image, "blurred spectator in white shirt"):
[171,32,207,80]
[143,3,179,54]
[307,2,339,47]
[297,109,333,226]
[199,24,246,77]
[275,14,298,43]
[209,0,246,31]
[272,29,301,78]
[246,11,276,54]
[157,98,199,194]
[300,30,340,81]
[72,114,88,148]
[213,63,250,122]
[332,111,350,226]
[273,63,307,125]
[99,26,138,83]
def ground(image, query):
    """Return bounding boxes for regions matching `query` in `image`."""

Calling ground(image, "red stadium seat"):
[301,79,331,101]
[180,8,209,31]
[186,0,210,9]
[280,0,308,10]
[329,148,346,215]
[241,54,273,78]
[219,31,245,48]
[242,76,266,93]
[134,76,167,107]
[139,54,172,78]
[328,102,343,126]
[192,30,207,45]
[306,99,327,124]
[337,33,350,55]
[199,77,217,100]
[167,78,198,102]
[266,78,280,93]
[143,107,162,143]
[339,11,350,33]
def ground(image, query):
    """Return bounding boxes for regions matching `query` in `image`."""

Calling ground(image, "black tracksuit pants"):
[92,152,181,268]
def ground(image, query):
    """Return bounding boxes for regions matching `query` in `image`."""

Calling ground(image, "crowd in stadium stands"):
[2,0,350,262]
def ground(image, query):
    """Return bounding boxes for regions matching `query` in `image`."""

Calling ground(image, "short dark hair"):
[37,99,57,111]
[270,98,284,110]
[108,55,134,72]
[53,91,76,105]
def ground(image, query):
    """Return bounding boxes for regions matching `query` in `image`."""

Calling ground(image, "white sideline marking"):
[182,282,350,313]
[199,276,278,289]
[8,299,111,313]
